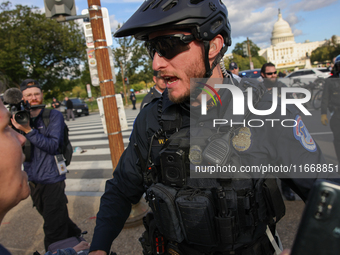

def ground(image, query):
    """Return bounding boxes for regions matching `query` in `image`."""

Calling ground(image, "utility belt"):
[142,180,279,248]
[140,212,275,255]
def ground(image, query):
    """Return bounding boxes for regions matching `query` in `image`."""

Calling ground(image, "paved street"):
[65,107,139,195]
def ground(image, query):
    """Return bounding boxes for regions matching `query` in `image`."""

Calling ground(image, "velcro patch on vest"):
[232,127,252,152]
[153,137,168,146]
[293,115,317,152]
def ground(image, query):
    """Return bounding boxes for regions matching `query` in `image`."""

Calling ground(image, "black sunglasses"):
[145,34,195,60]
[265,71,277,75]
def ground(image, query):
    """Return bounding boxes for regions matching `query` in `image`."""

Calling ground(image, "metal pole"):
[87,0,124,168]
[247,37,253,70]
[120,62,128,106]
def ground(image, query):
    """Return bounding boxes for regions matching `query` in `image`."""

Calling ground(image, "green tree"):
[112,24,153,93]
[80,61,101,98]
[224,53,266,71]
[233,40,261,57]
[311,35,340,63]
[0,2,86,90]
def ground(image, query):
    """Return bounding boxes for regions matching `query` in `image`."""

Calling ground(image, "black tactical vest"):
[141,79,285,252]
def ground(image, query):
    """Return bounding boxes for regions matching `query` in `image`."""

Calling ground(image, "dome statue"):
[271,9,295,46]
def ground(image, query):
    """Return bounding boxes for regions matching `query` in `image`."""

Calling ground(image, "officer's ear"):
[153,76,157,83]
[208,34,223,60]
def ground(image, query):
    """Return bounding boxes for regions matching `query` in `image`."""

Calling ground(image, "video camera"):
[3,88,45,125]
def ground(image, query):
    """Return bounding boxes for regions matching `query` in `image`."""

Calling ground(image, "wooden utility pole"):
[87,0,124,168]
[87,0,149,226]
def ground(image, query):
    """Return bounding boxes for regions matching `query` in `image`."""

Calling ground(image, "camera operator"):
[10,79,81,251]
[0,92,89,254]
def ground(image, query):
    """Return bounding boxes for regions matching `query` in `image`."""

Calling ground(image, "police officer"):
[321,55,340,164]
[140,71,166,110]
[89,1,335,255]
[260,63,296,201]
[130,89,137,110]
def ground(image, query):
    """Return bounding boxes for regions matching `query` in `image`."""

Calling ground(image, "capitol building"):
[258,10,338,69]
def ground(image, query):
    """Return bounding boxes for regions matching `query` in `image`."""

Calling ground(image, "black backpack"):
[42,109,73,166]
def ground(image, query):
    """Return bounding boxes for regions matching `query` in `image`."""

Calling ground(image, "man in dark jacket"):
[140,70,166,109]
[321,55,340,164]
[261,62,296,201]
[65,97,75,121]
[129,89,137,110]
[11,79,81,251]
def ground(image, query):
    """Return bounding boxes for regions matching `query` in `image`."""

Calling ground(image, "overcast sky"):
[6,0,340,51]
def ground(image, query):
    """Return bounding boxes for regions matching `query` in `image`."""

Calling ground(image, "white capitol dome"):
[271,9,295,46]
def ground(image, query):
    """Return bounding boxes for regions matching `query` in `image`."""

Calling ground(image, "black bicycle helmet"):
[114,0,231,77]
[115,0,231,44]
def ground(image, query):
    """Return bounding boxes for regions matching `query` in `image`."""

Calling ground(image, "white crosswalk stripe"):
[64,109,139,193]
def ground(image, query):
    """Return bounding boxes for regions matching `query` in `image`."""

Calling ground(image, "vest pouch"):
[146,183,184,243]
[176,189,217,246]
[214,215,238,244]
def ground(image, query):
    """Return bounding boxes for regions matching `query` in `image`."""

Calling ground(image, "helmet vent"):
[190,0,204,4]
[152,0,164,9]
[162,0,178,11]
[143,0,156,12]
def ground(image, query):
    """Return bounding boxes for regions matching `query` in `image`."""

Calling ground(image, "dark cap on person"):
[153,70,161,77]
[20,79,41,92]
[229,62,238,70]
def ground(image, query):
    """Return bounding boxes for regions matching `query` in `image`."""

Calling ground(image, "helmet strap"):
[203,41,228,78]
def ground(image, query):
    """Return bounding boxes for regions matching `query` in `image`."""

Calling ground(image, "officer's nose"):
[152,52,168,72]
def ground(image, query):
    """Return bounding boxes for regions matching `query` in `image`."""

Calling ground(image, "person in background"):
[261,63,295,201]
[321,55,340,164]
[51,97,61,111]
[65,97,75,121]
[229,61,241,82]
[129,89,137,110]
[0,88,89,255]
[140,70,166,109]
[11,80,81,251]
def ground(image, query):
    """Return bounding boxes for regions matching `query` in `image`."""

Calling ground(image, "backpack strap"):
[41,108,64,155]
[42,108,51,127]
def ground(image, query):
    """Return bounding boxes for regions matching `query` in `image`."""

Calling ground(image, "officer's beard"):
[263,78,278,89]
[167,57,206,104]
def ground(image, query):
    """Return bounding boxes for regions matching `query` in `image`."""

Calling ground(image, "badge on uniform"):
[189,145,203,165]
[293,115,317,152]
[232,127,252,152]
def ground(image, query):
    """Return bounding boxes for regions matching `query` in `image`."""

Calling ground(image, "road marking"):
[72,148,111,155]
[71,138,129,147]
[69,129,105,135]
[69,131,132,140]
[67,160,113,170]
[67,125,104,131]
[65,178,107,192]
